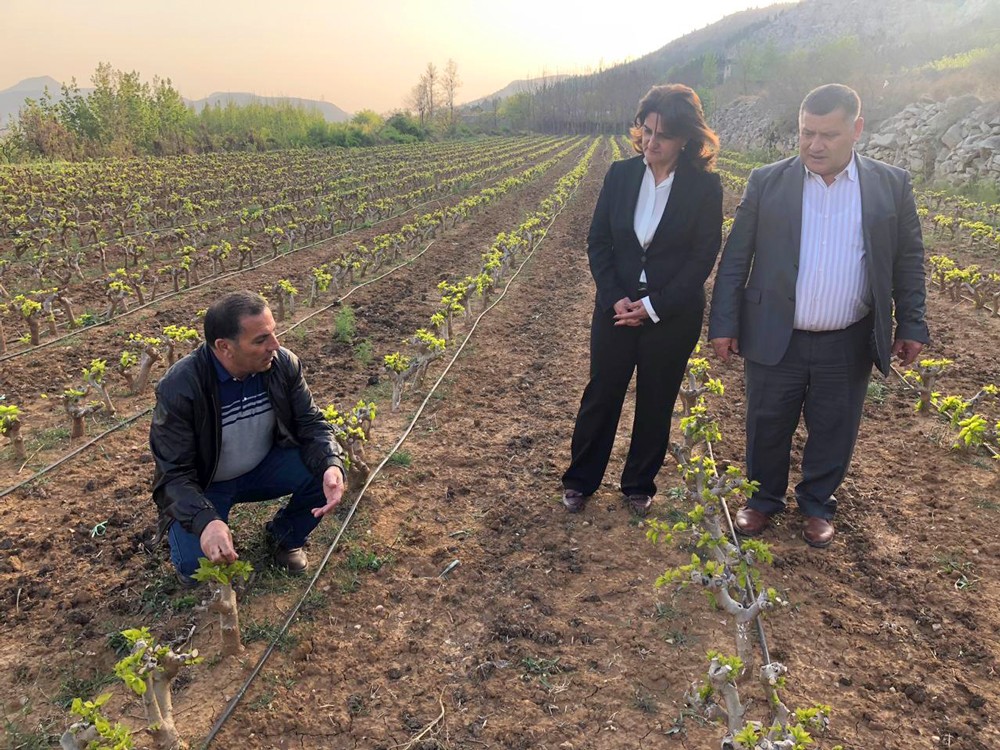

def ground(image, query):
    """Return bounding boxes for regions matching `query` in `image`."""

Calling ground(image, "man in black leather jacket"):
[150,290,346,584]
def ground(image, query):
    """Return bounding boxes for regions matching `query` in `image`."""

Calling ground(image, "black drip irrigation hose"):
[0,140,575,364]
[2,137,555,267]
[0,408,154,501]
[0,140,591,499]
[200,161,588,749]
[0,239,441,502]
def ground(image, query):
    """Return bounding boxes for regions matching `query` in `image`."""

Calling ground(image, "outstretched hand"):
[311,466,346,518]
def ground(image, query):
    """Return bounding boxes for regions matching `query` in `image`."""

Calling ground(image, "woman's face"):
[640,113,685,173]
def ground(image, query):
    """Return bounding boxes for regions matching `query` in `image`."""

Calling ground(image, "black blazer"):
[587,154,723,318]
[707,154,929,374]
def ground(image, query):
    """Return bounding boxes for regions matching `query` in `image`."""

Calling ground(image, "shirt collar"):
[642,158,676,189]
[804,152,858,183]
[209,346,243,382]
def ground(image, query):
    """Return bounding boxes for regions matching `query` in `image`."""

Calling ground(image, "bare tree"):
[442,59,461,126]
[408,78,429,125]
[424,62,439,121]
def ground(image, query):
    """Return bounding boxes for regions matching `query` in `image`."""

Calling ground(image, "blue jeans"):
[168,445,326,577]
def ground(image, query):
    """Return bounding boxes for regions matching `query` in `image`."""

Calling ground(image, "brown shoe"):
[802,517,835,548]
[734,507,772,536]
[273,545,309,574]
[625,494,653,517]
[562,489,587,513]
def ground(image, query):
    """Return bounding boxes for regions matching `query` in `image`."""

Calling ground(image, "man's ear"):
[213,339,231,357]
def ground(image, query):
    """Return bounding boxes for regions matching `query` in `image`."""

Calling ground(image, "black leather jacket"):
[150,343,345,540]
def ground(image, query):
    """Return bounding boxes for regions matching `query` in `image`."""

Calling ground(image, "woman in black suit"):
[562,84,723,516]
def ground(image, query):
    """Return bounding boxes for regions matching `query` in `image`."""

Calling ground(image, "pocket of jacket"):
[743,287,762,304]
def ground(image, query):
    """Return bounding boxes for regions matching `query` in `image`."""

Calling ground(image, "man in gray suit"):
[708,83,928,548]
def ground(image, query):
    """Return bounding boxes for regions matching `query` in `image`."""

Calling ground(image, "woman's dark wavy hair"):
[629,84,719,171]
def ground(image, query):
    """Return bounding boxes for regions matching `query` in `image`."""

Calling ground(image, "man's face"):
[799,107,863,183]
[215,308,279,379]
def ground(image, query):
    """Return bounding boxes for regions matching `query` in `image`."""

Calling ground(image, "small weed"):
[633,687,659,714]
[106,629,132,657]
[361,377,392,404]
[346,692,367,716]
[354,338,373,365]
[2,712,58,750]
[936,554,973,576]
[247,690,276,712]
[521,656,563,677]
[976,499,1000,512]
[345,547,388,572]
[387,450,412,468]
[954,574,979,591]
[138,569,182,615]
[653,601,679,620]
[54,670,117,708]
[665,486,687,502]
[242,619,298,651]
[334,305,356,343]
[299,589,328,620]
[30,426,72,451]
[663,629,691,647]
[172,593,199,611]
[264,671,298,690]
[337,573,361,594]
[866,380,889,405]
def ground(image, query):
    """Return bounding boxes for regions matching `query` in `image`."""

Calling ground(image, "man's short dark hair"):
[205,291,267,346]
[800,84,861,121]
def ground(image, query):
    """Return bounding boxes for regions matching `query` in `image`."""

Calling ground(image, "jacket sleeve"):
[647,173,723,318]
[708,168,761,340]
[150,381,220,539]
[891,172,930,344]
[283,350,347,479]
[587,163,628,312]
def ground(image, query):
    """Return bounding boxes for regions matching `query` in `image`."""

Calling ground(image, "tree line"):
[0,63,430,163]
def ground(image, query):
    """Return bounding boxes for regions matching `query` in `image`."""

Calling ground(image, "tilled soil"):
[1,141,998,750]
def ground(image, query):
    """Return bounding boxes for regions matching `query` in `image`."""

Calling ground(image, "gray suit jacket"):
[707,154,929,375]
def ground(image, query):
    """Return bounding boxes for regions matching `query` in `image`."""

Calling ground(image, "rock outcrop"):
[864,96,1000,185]
[712,93,1000,186]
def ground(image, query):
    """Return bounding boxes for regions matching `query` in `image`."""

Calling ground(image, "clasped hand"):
[613,297,649,327]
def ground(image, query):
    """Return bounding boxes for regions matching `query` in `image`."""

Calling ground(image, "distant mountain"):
[0,77,351,131]
[0,76,91,130]
[188,92,351,122]
[461,75,571,109]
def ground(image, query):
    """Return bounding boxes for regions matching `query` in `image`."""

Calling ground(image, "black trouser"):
[562,304,703,497]
[744,316,873,520]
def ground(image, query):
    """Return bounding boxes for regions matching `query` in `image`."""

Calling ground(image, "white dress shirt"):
[794,155,870,331]
[633,161,675,323]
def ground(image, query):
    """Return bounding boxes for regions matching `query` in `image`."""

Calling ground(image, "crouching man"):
[151,290,346,586]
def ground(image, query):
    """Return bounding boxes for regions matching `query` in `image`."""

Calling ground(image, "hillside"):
[519,0,1000,150]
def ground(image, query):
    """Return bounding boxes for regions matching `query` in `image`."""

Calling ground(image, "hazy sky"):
[3,0,778,113]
